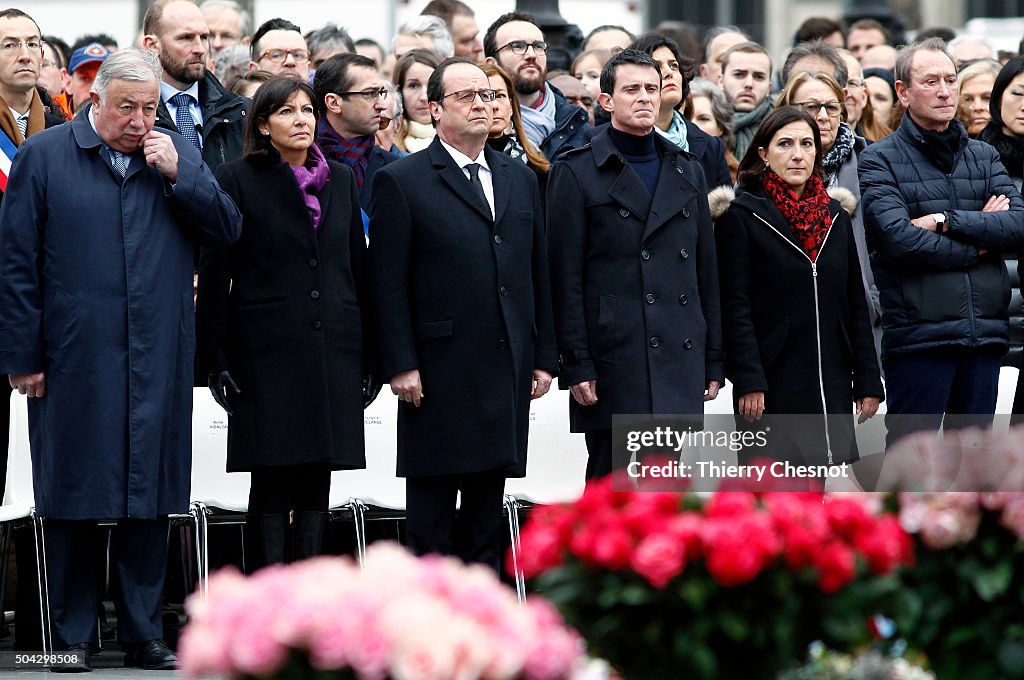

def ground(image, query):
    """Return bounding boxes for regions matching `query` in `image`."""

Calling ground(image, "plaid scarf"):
[316,119,375,188]
[761,169,831,263]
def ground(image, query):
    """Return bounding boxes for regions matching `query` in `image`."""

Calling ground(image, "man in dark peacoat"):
[369,57,557,572]
[0,51,241,666]
[547,49,724,480]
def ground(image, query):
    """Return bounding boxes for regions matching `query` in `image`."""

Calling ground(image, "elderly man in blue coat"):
[0,49,241,670]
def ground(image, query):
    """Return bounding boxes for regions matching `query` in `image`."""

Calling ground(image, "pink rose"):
[630,532,686,588]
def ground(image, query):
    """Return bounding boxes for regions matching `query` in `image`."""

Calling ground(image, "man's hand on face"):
[142,129,179,183]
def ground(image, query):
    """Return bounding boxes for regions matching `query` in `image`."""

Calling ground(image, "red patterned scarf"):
[761,169,831,262]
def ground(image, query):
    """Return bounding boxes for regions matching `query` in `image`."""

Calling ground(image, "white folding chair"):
[189,387,251,592]
[328,397,405,565]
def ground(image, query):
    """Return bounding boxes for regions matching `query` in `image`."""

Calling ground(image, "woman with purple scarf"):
[197,77,377,570]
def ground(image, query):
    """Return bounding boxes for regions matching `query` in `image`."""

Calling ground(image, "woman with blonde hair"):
[479,62,549,185]
[957,58,1001,138]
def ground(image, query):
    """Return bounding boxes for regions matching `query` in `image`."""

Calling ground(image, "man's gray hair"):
[782,40,849,87]
[199,0,251,36]
[394,15,454,58]
[383,80,403,118]
[702,25,747,64]
[894,37,954,85]
[93,48,161,101]
[306,23,356,57]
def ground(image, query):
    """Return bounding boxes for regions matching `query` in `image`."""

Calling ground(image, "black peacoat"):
[546,127,724,432]
[368,137,558,478]
[714,186,884,463]
[197,152,370,472]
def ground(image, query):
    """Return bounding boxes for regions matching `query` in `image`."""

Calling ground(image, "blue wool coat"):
[0,108,242,519]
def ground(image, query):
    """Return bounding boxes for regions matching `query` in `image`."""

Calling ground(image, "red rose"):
[825,497,874,540]
[514,524,565,578]
[664,513,704,560]
[814,541,857,593]
[704,492,757,518]
[853,515,914,574]
[631,533,687,589]
[702,517,770,586]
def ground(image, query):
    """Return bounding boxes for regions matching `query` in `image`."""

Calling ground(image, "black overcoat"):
[368,137,558,478]
[197,152,369,472]
[546,127,724,432]
[715,186,884,462]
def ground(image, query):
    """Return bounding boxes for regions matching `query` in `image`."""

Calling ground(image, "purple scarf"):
[288,143,330,230]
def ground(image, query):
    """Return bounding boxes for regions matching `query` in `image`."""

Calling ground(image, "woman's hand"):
[857,396,880,424]
[738,391,765,421]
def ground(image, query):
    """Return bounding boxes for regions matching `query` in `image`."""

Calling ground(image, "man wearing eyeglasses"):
[249,18,310,82]
[144,0,247,175]
[314,53,399,214]
[483,12,589,162]
[368,57,557,573]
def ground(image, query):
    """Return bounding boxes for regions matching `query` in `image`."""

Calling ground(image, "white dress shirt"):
[438,138,495,220]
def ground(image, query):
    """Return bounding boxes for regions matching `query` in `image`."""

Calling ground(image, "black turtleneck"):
[608,125,660,197]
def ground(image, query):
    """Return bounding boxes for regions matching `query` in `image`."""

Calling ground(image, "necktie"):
[111,151,127,178]
[170,93,202,150]
[16,115,27,138]
[465,163,491,216]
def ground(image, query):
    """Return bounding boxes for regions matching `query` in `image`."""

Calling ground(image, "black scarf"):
[980,122,1024,183]
[906,116,962,174]
[821,122,855,187]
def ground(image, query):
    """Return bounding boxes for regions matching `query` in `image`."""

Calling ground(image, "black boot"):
[244,514,289,572]
[291,511,328,562]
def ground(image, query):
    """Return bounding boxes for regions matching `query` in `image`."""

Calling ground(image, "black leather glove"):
[208,370,240,416]
[362,374,382,409]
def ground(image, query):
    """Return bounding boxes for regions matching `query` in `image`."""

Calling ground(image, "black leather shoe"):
[124,639,177,670]
[50,643,91,673]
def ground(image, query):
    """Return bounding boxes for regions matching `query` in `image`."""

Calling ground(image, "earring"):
[261,130,269,136]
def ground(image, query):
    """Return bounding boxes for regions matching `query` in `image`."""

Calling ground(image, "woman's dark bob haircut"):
[736,105,825,189]
[243,76,320,159]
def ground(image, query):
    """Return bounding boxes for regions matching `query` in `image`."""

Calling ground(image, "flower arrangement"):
[778,641,934,680]
[883,489,1024,680]
[179,542,586,680]
[515,479,913,679]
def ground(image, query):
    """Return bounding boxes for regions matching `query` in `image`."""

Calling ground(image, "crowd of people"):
[1,0,1024,669]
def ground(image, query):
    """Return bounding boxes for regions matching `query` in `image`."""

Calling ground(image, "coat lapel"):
[642,152,693,240]
[591,128,652,221]
[429,139,493,223]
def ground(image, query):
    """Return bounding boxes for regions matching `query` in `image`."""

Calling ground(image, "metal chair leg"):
[32,514,52,658]
[350,499,368,568]
[504,494,526,603]
[191,502,210,599]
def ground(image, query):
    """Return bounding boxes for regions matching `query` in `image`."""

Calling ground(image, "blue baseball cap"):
[68,43,111,74]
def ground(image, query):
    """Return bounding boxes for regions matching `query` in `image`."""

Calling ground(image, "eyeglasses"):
[441,88,497,103]
[1,39,41,54]
[256,49,311,64]
[795,100,843,117]
[337,87,389,102]
[846,78,865,88]
[496,40,548,56]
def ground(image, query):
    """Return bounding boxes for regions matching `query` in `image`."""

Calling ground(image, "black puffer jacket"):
[858,115,1024,360]
[979,122,1024,368]
[155,71,248,174]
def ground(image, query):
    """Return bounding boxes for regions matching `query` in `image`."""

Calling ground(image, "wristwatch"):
[934,212,947,234]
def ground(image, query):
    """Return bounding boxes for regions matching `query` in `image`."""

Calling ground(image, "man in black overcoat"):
[547,49,724,480]
[368,56,557,572]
